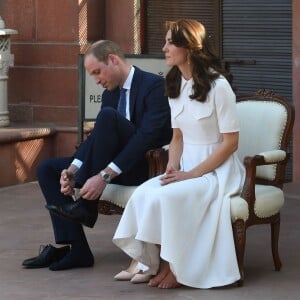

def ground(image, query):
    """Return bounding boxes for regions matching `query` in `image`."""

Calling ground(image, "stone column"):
[0,16,17,127]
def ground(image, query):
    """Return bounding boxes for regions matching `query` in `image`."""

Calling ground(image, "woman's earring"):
[187,55,190,65]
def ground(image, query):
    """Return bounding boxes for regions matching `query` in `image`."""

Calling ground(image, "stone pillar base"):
[0,111,9,127]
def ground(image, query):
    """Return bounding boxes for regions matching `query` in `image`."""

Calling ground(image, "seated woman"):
[113,19,245,289]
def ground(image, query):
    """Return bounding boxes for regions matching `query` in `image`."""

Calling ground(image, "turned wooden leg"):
[271,215,282,271]
[232,219,246,286]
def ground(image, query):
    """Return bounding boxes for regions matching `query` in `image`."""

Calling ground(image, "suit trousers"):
[37,107,136,244]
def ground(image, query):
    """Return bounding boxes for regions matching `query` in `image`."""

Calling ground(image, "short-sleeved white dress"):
[113,76,245,289]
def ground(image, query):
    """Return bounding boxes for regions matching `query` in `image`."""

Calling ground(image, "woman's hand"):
[160,168,190,185]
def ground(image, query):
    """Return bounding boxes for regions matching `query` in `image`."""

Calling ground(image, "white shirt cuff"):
[71,159,83,169]
[109,162,122,175]
[71,159,122,175]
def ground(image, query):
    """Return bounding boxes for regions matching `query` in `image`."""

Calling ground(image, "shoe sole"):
[46,205,96,228]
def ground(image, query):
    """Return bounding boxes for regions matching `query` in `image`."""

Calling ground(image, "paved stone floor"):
[0,181,299,300]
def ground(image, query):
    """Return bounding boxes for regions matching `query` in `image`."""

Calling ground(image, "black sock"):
[49,239,94,271]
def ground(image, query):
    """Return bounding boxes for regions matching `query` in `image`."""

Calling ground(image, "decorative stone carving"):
[0,16,18,127]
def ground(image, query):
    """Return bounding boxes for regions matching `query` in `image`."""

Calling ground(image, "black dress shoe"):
[46,198,98,228]
[22,244,70,269]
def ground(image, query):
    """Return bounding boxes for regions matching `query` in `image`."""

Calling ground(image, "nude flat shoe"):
[114,259,140,281]
[114,269,139,281]
[130,271,153,284]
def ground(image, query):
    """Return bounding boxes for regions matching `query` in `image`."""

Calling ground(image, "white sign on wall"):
[81,55,169,120]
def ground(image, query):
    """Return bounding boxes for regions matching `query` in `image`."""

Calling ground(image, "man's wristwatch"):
[100,170,111,183]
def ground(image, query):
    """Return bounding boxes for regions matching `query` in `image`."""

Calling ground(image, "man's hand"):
[79,174,106,200]
[60,169,75,196]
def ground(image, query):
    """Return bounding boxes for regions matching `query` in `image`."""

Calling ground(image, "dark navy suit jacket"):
[76,66,172,185]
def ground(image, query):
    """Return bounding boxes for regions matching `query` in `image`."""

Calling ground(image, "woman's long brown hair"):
[165,19,232,102]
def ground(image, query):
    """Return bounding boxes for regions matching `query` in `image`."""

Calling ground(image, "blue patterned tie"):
[117,88,127,118]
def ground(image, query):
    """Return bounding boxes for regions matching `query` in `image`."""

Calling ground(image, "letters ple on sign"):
[89,94,102,103]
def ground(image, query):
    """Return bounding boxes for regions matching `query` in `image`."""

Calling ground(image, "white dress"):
[113,76,245,289]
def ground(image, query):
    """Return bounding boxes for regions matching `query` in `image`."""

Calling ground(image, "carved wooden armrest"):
[240,155,265,217]
[258,150,287,164]
[146,147,168,178]
[241,150,287,212]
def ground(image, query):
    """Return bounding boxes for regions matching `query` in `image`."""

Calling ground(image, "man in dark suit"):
[22,40,172,271]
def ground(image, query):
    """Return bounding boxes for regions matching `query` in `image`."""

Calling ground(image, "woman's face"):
[162,30,189,68]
